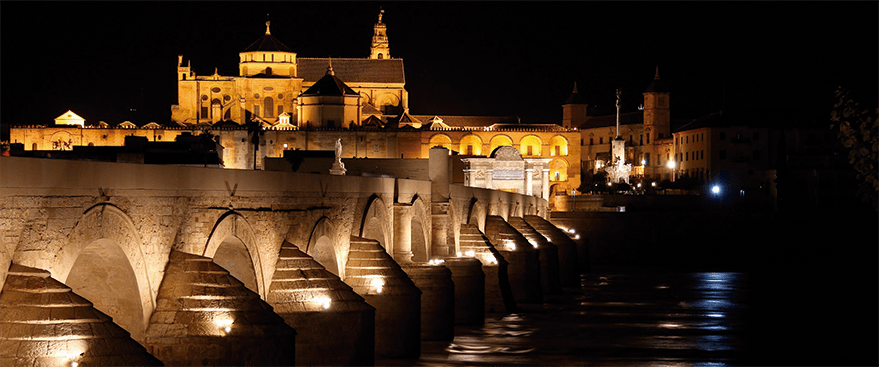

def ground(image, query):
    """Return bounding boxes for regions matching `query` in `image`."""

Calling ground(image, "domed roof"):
[242,21,293,53]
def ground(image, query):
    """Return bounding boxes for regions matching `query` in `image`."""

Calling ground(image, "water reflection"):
[378,272,749,366]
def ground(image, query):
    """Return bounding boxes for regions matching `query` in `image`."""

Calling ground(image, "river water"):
[378,211,878,366]
[379,269,877,366]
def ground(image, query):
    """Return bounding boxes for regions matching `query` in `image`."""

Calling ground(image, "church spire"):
[326,57,334,76]
[654,65,660,80]
[369,8,390,59]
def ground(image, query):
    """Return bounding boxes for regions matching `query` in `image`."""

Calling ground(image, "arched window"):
[489,135,513,154]
[265,67,273,76]
[549,158,568,182]
[550,135,569,156]
[264,97,274,118]
[378,53,384,59]
[519,135,542,156]
[429,134,452,150]
[459,134,483,156]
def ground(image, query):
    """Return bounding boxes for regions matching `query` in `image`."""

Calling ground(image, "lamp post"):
[667,159,676,181]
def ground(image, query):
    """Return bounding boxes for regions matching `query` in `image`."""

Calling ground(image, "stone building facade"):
[9,9,582,196]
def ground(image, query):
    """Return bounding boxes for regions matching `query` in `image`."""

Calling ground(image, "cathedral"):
[9,10,583,197]
[171,10,406,128]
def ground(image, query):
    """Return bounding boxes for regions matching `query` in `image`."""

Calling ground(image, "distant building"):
[9,10,582,197]
[570,67,675,182]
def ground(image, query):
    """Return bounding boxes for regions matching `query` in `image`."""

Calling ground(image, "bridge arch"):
[465,197,487,232]
[409,195,430,262]
[55,204,154,344]
[307,217,344,279]
[359,194,392,255]
[204,211,266,297]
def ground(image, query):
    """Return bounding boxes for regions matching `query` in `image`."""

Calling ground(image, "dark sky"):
[2,1,876,138]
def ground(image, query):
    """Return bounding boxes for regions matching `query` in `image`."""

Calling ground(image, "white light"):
[529,240,539,249]
[651,182,657,187]
[313,296,332,310]
[637,183,642,188]
[71,363,78,367]
[641,159,646,165]
[574,234,580,240]
[369,276,385,294]
[215,318,234,334]
[568,228,575,234]
[283,143,288,148]
[667,160,676,169]
[607,182,612,186]
[457,251,463,257]
[465,250,475,257]
[712,185,721,194]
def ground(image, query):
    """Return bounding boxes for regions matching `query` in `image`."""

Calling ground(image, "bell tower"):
[562,82,588,128]
[643,66,670,143]
[369,8,390,59]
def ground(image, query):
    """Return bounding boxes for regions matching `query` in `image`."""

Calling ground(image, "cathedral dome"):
[243,21,293,52]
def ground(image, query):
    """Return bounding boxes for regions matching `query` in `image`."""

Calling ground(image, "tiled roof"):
[410,115,517,128]
[302,71,359,96]
[299,58,405,84]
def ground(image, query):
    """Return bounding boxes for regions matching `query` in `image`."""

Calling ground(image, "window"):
[527,145,533,156]
[701,133,704,141]
[685,152,689,161]
[589,138,594,145]
[644,153,650,166]
[599,137,603,144]
[253,105,260,117]
[555,146,561,156]
[701,150,704,160]
[646,135,650,144]
[719,150,726,160]
[685,136,688,144]
[264,97,274,118]
[719,132,726,141]
[201,106,208,118]
[640,134,643,145]
[466,145,473,155]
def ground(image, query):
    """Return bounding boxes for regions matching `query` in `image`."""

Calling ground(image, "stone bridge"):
[0,149,581,366]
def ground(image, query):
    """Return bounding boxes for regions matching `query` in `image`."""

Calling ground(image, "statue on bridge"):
[330,138,347,175]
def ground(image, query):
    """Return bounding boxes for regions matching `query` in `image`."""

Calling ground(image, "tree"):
[830,87,878,210]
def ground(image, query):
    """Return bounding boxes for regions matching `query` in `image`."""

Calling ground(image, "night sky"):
[2,2,876,139]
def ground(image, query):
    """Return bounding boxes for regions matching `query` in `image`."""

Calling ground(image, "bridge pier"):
[443,257,485,325]
[267,242,375,366]
[485,216,543,303]
[345,236,421,359]
[0,264,163,367]
[401,263,455,340]
[144,250,296,366]
[459,224,515,313]
[525,215,581,287]
[509,216,562,294]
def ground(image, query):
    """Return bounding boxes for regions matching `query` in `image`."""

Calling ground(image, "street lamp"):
[667,159,676,181]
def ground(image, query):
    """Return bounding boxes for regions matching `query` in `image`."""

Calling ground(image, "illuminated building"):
[8,10,581,195]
